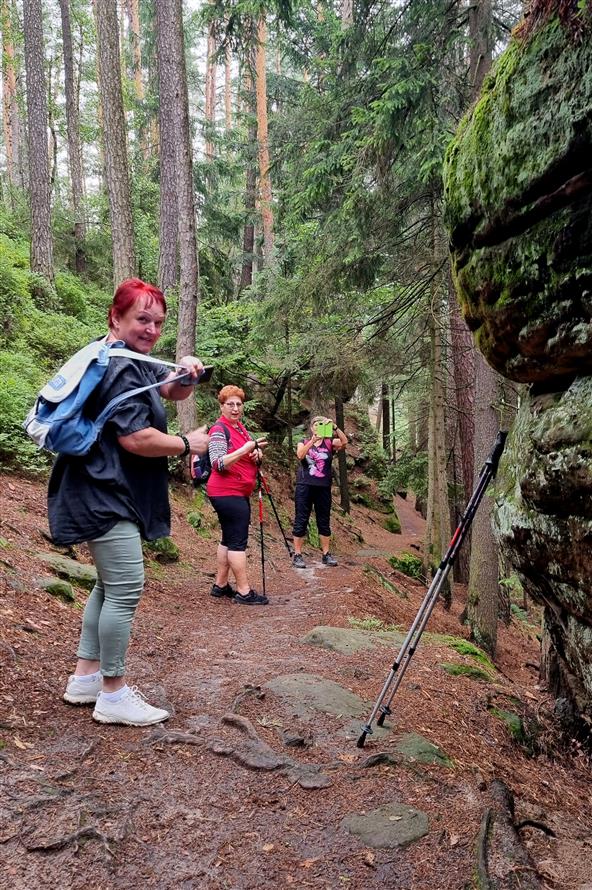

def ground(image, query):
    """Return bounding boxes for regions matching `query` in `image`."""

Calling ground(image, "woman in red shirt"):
[206,385,268,605]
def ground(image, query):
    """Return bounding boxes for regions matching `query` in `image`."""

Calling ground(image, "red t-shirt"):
[206,416,257,498]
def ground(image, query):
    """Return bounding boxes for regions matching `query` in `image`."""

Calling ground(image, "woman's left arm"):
[332,427,348,452]
[160,355,204,401]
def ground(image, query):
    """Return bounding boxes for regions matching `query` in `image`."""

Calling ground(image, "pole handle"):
[487,430,508,476]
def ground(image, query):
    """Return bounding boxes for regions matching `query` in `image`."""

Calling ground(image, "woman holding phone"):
[291,415,347,568]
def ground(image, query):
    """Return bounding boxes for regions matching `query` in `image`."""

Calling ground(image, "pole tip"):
[356,732,367,748]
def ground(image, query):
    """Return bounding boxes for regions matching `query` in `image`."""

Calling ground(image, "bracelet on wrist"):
[179,434,190,457]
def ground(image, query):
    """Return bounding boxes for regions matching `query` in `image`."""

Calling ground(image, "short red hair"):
[218,385,245,405]
[108,278,167,326]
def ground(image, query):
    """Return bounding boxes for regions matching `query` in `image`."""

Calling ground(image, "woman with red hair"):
[206,385,268,605]
[51,278,209,727]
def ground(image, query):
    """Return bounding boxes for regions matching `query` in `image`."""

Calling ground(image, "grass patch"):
[348,616,402,632]
[440,663,493,682]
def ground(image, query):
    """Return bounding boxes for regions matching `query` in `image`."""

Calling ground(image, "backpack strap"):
[94,370,190,431]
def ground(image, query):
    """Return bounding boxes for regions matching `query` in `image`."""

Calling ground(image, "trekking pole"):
[357,430,508,749]
[257,478,267,598]
[258,472,294,558]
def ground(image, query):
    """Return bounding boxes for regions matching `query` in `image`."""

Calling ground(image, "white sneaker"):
[92,686,170,727]
[63,673,103,705]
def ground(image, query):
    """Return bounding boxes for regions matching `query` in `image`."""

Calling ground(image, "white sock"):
[100,684,129,702]
[75,671,102,683]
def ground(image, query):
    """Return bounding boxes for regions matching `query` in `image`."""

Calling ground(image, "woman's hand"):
[186,426,209,455]
[161,356,205,400]
[178,355,205,384]
[244,438,267,462]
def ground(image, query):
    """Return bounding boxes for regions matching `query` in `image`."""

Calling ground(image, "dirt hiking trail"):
[1,476,591,889]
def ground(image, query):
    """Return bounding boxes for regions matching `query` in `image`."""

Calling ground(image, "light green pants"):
[77,520,145,677]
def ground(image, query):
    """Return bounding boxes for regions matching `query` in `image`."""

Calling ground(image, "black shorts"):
[292,483,332,538]
[209,495,251,551]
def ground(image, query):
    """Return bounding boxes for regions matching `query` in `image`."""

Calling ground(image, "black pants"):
[209,495,251,551]
[292,483,332,538]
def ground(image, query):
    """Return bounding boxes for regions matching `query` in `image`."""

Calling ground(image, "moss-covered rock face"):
[443,19,592,383]
[495,378,592,722]
[444,11,592,729]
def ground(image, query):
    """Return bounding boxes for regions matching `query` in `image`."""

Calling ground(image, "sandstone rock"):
[444,11,592,729]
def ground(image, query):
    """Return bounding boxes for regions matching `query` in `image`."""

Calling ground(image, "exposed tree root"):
[24,825,115,856]
[144,725,204,746]
[476,780,543,889]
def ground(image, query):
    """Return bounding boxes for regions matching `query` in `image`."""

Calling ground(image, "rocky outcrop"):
[443,8,592,729]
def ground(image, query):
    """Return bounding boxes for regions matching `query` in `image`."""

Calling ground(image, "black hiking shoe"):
[292,554,307,569]
[232,589,269,606]
[210,583,235,598]
[321,552,338,566]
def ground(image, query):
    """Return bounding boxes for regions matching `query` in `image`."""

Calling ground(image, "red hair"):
[108,278,167,326]
[218,385,245,405]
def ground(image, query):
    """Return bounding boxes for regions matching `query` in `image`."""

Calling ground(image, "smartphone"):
[179,365,214,386]
[315,421,333,438]
[197,365,214,384]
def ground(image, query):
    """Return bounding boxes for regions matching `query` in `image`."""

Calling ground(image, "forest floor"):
[1,471,591,890]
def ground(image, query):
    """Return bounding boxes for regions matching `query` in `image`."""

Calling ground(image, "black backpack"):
[190,423,230,486]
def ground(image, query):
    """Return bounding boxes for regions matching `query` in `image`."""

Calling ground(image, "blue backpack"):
[24,338,189,456]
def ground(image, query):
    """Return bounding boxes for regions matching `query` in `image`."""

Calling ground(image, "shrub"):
[0,350,50,472]
[0,244,33,348]
[54,272,87,320]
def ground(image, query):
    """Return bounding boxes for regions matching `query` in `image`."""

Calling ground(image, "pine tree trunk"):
[335,397,350,512]
[239,56,256,293]
[381,382,390,456]
[467,354,500,653]
[224,42,232,130]
[155,0,178,293]
[466,0,498,650]
[341,0,353,28]
[204,22,217,161]
[23,0,54,284]
[449,288,475,582]
[1,0,24,194]
[126,0,149,161]
[155,0,198,433]
[95,0,136,285]
[424,215,452,604]
[59,0,86,273]
[255,13,274,263]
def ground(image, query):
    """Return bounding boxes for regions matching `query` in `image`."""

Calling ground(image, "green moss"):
[383,515,401,533]
[440,663,493,682]
[489,707,526,742]
[363,564,407,598]
[388,552,423,579]
[143,536,180,563]
[436,636,496,672]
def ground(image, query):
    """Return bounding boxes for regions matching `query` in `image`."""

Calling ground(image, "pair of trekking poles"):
[357,431,508,748]
[255,465,294,598]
